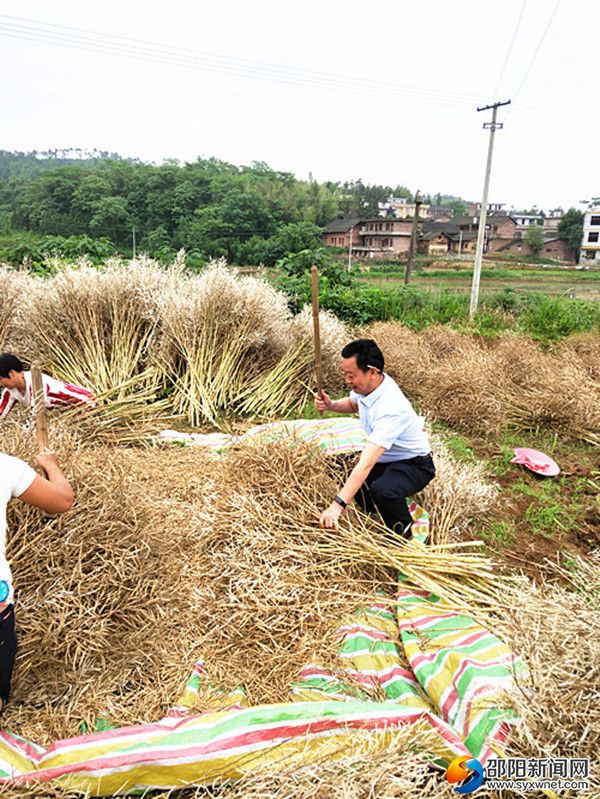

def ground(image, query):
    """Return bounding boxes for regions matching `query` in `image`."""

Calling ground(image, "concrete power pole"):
[404,193,422,286]
[132,225,137,259]
[469,100,510,319]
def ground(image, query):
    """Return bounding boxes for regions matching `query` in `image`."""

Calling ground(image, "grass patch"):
[480,520,516,548]
[275,274,600,342]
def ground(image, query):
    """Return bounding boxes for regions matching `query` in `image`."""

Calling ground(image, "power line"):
[0,14,506,111]
[504,0,562,119]
[1,13,484,104]
[492,0,528,100]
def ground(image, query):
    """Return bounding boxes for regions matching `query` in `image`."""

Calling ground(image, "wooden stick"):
[31,365,49,452]
[310,265,323,397]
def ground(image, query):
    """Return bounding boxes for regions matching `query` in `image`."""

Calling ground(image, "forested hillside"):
[0,150,462,266]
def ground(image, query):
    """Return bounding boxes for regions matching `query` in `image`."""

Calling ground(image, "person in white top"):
[315,338,435,538]
[0,450,73,713]
[0,353,96,422]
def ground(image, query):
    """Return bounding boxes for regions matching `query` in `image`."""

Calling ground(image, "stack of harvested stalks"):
[2,259,347,432]
[1,418,598,796]
[3,417,500,745]
[368,322,600,443]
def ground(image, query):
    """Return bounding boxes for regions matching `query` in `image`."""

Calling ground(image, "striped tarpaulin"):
[0,587,525,794]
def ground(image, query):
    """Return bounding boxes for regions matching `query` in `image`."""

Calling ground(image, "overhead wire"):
[503,0,562,120]
[492,0,528,101]
[0,13,523,112]
[0,13,484,104]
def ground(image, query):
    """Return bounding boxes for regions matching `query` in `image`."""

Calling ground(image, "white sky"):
[1,0,598,211]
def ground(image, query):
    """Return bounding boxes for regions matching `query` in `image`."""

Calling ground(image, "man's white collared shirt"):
[350,374,430,462]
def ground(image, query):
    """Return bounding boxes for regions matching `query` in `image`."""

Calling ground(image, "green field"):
[362,263,600,300]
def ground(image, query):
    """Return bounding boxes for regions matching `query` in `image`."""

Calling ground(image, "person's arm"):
[0,389,17,420]
[319,442,384,530]
[314,389,358,415]
[43,374,97,409]
[18,453,74,514]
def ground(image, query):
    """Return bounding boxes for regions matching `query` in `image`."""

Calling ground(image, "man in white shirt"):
[315,338,435,538]
[0,450,73,713]
[0,353,96,421]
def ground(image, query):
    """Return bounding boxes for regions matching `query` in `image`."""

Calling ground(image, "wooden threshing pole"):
[310,265,323,398]
[31,365,49,452]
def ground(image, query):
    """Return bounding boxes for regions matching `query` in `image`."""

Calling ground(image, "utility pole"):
[469,100,510,318]
[458,228,463,258]
[347,224,354,272]
[132,225,137,258]
[404,192,422,286]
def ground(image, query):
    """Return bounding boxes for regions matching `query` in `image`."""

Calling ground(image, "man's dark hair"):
[341,339,384,373]
[0,353,25,378]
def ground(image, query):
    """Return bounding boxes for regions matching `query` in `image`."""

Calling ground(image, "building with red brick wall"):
[467,202,505,216]
[353,218,412,259]
[323,216,412,260]
[322,216,362,248]
[496,236,574,263]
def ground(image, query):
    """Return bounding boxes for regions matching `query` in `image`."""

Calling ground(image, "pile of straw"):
[3,419,500,746]
[2,417,598,796]
[368,322,600,442]
[0,267,27,348]
[2,258,347,430]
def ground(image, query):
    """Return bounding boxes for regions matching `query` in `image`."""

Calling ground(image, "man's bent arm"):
[319,443,384,529]
[329,396,358,414]
[336,443,385,505]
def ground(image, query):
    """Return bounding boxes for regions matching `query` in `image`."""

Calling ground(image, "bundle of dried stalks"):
[234,308,346,421]
[558,331,600,381]
[368,323,600,442]
[501,359,600,443]
[156,262,346,426]
[424,350,510,434]
[14,258,167,411]
[0,266,27,349]
[419,435,498,544]
[496,555,600,793]
[365,322,432,400]
[156,261,292,426]
[419,324,481,360]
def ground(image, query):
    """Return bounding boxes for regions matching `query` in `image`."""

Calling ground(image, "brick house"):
[323,216,412,260]
[377,196,430,219]
[420,221,477,255]
[543,214,562,233]
[322,216,362,248]
[452,213,517,253]
[421,231,452,256]
[353,218,413,259]
[496,235,573,262]
[467,201,505,216]
[428,206,455,222]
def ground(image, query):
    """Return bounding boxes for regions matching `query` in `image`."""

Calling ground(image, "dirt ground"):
[458,435,599,581]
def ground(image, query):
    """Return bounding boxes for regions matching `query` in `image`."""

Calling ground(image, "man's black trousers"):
[355,455,435,536]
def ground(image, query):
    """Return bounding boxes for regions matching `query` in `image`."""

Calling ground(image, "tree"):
[523,223,544,254]
[259,222,323,266]
[89,196,132,244]
[557,208,584,259]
